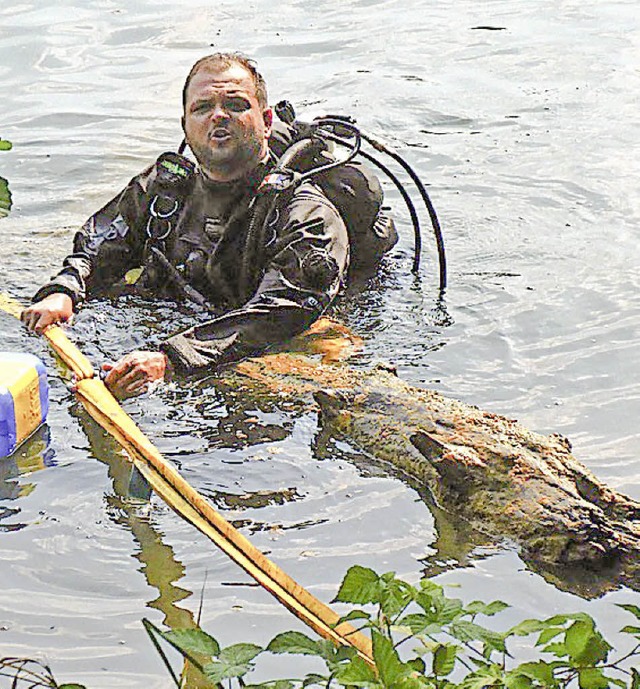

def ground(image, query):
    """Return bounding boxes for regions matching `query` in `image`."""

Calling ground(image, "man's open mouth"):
[210,128,232,142]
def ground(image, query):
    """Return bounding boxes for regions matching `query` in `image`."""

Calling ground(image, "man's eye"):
[226,98,251,112]
[193,102,211,113]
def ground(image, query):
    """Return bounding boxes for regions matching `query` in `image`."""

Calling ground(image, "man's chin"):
[190,142,264,181]
[192,147,236,172]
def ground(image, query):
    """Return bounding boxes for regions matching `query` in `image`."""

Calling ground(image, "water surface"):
[1,1,639,686]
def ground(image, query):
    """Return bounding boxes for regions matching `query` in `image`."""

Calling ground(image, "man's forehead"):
[187,64,256,98]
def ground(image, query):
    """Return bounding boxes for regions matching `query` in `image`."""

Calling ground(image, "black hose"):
[240,128,362,300]
[320,129,422,273]
[360,130,447,291]
[308,118,446,290]
[240,137,328,300]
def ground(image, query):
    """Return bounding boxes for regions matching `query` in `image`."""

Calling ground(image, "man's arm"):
[21,169,153,333]
[161,182,349,374]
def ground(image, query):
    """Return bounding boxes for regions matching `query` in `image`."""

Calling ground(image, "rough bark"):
[225,346,640,597]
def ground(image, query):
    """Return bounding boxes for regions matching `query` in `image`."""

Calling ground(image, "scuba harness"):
[137,151,213,308]
[139,102,447,309]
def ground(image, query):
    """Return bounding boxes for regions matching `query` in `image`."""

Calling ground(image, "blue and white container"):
[0,353,49,458]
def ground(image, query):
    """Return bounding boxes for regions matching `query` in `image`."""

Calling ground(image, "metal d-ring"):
[146,195,179,240]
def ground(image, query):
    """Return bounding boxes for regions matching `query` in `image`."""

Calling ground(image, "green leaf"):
[372,630,411,686]
[536,627,564,646]
[465,600,510,617]
[58,685,88,689]
[0,139,12,151]
[399,678,430,689]
[245,682,295,689]
[621,625,640,636]
[220,643,263,665]
[415,589,464,626]
[544,613,582,624]
[608,679,627,689]
[511,661,554,685]
[379,577,414,618]
[578,668,609,689]
[337,609,373,625]
[407,657,426,674]
[460,664,505,689]
[0,177,11,218]
[542,641,568,658]
[301,674,329,688]
[397,613,440,635]
[334,655,379,688]
[565,620,610,665]
[267,631,322,656]
[204,643,263,683]
[507,619,548,637]
[433,643,458,677]
[334,565,381,605]
[617,604,640,621]
[317,639,357,673]
[632,668,640,689]
[162,628,220,657]
[436,597,464,623]
[449,620,506,656]
[504,673,533,689]
[419,578,443,594]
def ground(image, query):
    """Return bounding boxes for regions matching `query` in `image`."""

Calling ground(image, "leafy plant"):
[0,656,85,688]
[0,138,12,218]
[145,566,640,689]
[0,177,11,218]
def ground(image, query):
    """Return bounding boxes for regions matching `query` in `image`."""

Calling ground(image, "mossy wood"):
[229,347,640,597]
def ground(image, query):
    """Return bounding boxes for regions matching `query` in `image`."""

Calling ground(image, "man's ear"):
[263,107,273,137]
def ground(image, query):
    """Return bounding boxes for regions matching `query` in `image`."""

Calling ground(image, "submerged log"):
[226,327,640,597]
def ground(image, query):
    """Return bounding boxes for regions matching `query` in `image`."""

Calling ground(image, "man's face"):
[182,63,273,182]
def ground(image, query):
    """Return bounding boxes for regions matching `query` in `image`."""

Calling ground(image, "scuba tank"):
[248,102,447,293]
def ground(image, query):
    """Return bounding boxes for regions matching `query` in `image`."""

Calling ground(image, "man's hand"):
[102,351,168,399]
[21,293,74,334]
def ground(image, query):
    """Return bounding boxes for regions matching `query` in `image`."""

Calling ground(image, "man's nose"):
[210,103,230,120]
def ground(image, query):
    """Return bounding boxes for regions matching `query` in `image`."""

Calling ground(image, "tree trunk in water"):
[225,340,640,599]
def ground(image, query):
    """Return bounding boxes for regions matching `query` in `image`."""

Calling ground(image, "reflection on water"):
[0,426,55,507]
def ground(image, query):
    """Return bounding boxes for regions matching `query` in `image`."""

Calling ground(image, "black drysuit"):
[34,148,396,374]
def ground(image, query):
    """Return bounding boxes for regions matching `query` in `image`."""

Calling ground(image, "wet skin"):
[182,63,273,182]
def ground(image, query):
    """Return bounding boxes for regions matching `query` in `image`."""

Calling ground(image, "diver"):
[21,52,398,398]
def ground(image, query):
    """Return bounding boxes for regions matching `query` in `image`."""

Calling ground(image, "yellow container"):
[0,353,49,457]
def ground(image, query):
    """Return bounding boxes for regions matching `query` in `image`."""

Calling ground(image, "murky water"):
[1,1,639,686]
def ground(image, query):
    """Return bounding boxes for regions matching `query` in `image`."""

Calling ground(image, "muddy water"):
[1,1,639,686]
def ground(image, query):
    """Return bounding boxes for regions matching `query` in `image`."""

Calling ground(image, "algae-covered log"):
[228,347,640,597]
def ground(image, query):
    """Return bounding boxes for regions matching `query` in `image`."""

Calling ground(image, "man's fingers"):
[119,368,146,389]
[125,379,150,395]
[104,362,147,398]
[21,308,61,334]
[20,309,37,331]
[34,314,51,334]
[102,352,165,399]
[106,366,139,389]
[105,370,149,400]
[32,314,47,334]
